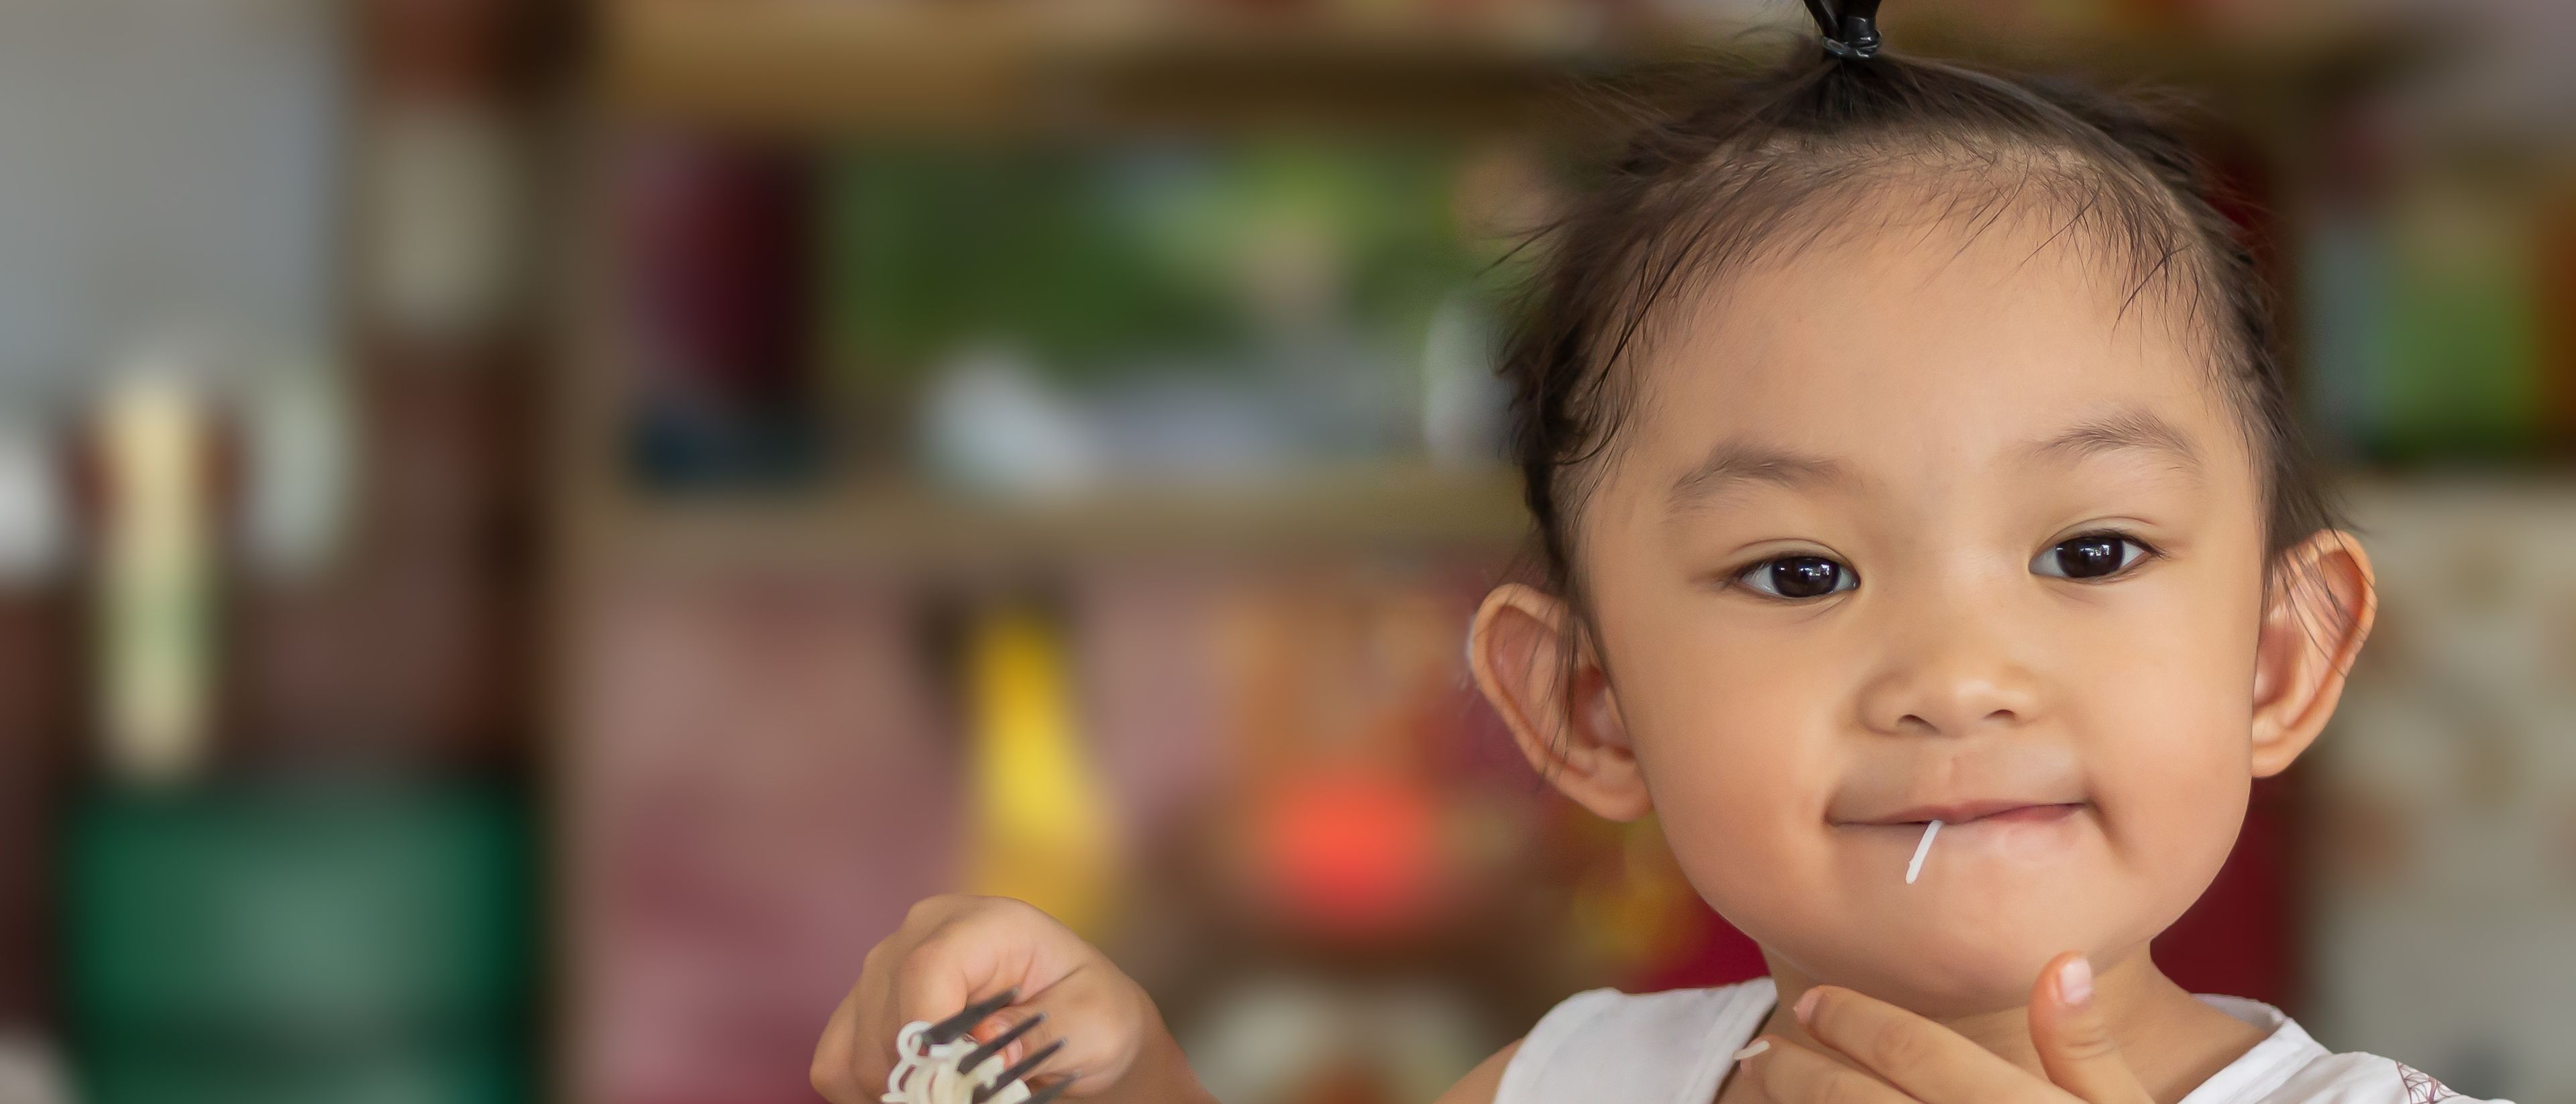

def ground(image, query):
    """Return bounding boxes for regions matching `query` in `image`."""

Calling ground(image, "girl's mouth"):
[1843,800,2087,828]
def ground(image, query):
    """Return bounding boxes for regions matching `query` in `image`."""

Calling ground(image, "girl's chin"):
[1827,964,2062,1020]
[1771,927,2125,1018]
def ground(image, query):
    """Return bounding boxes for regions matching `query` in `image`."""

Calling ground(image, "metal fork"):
[924,988,1073,1104]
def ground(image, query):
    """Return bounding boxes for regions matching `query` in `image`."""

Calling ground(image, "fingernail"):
[1793,987,1820,1023]
[1731,1039,1770,1064]
[2057,956,2094,1006]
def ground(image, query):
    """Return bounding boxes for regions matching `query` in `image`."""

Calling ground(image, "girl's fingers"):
[2027,954,2154,1104]
[1740,1036,1915,1104]
[1792,985,2057,1103]
[957,967,1136,1093]
[810,983,875,1103]
[892,902,1049,1034]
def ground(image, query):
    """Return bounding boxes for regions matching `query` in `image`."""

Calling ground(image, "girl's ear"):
[1468,583,1653,821]
[2249,531,2377,777]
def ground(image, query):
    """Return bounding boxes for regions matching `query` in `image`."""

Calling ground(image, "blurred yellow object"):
[964,606,1120,938]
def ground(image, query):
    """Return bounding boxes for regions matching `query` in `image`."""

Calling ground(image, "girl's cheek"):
[1633,685,1835,869]
[2072,651,2256,889]
[1615,598,1854,832]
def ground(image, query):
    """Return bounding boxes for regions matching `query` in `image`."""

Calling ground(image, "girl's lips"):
[1847,800,2086,827]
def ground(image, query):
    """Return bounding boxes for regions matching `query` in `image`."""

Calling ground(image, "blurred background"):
[0,0,2569,1103]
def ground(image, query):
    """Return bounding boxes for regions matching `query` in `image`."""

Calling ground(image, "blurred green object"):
[65,781,534,1104]
[76,1042,523,1104]
[824,140,1479,390]
[2375,188,2545,460]
[828,146,1228,383]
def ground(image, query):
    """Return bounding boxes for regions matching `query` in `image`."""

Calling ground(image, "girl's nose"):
[1854,624,2044,738]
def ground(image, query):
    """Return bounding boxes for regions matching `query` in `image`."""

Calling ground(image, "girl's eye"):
[1735,555,1857,600]
[2033,533,2153,580]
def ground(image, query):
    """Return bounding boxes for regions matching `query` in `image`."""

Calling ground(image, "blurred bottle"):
[84,368,227,788]
[963,604,1122,940]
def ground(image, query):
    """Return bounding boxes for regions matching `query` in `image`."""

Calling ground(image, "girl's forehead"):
[1620,217,2245,481]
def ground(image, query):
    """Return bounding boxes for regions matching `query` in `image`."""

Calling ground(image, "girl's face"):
[1551,215,2296,1013]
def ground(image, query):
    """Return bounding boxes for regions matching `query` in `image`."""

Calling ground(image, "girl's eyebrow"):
[2023,408,2204,478]
[1668,440,1850,511]
[1667,408,2201,513]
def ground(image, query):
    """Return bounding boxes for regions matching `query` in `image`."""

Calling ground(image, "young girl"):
[813,7,2504,1103]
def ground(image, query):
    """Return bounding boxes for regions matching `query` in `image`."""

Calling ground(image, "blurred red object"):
[1257,770,1446,938]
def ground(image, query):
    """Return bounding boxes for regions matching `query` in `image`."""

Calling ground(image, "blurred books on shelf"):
[584,127,1540,569]
[2301,170,2563,463]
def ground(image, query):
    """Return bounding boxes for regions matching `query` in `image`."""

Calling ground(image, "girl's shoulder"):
[2235,1046,2509,1104]
[2229,1042,2509,1104]
[2187,995,2512,1104]
[1493,979,1777,1104]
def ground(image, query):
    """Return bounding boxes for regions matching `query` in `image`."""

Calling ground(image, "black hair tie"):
[1803,0,1884,59]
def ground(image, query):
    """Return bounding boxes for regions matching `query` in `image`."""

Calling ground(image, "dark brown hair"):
[1502,44,2338,645]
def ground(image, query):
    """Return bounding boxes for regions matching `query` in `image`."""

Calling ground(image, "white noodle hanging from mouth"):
[1904,819,1942,885]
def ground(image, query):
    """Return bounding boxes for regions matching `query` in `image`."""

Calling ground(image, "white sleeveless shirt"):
[1495,979,2510,1104]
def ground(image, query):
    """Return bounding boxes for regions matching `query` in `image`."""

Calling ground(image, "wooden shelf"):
[572,463,1532,573]
[596,0,2430,136]
[600,2,1662,135]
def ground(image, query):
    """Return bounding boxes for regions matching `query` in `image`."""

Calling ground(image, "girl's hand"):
[1741,952,2152,1104]
[811,895,1214,1104]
